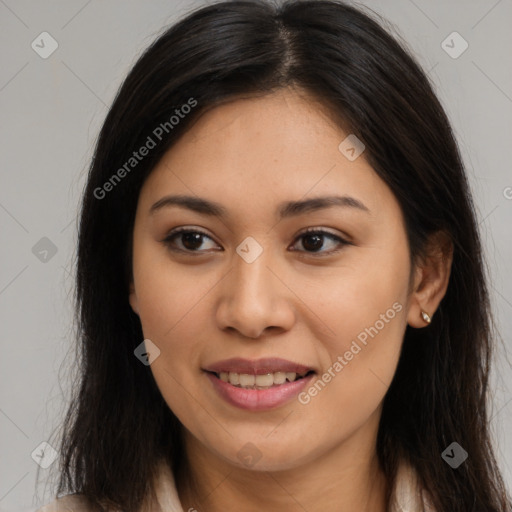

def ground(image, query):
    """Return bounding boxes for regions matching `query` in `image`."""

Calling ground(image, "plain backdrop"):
[0,0,511,509]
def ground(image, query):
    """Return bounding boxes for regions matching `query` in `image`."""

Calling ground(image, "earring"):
[421,310,432,324]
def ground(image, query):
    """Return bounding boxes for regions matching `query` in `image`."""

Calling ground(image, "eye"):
[162,226,351,256]
[162,227,220,254]
[290,228,351,256]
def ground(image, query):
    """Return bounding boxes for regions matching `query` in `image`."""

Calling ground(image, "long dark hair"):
[44,1,511,510]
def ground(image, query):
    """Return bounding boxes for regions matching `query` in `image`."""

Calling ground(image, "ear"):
[407,231,453,328]
[129,282,139,316]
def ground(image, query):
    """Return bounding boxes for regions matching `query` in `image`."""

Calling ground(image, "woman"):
[38,0,511,510]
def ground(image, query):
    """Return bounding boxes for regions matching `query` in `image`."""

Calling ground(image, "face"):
[129,88,414,472]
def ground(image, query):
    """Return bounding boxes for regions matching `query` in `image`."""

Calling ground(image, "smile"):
[213,370,313,389]
[203,357,317,410]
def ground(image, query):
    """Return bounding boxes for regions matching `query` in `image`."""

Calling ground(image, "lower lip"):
[205,371,315,411]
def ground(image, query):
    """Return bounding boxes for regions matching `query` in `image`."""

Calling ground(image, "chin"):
[216,439,314,473]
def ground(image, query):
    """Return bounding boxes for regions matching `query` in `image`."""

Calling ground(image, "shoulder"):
[37,495,96,512]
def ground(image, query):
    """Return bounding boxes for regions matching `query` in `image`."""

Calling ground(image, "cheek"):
[133,241,212,339]
[133,260,213,424]
[296,294,407,448]
[314,242,409,354]
[302,238,410,415]
[131,247,216,404]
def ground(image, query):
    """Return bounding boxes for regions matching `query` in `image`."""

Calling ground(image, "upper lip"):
[204,357,315,375]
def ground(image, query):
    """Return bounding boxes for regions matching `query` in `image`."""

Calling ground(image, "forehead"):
[138,88,399,221]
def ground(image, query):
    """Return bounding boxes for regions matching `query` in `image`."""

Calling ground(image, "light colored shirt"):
[37,459,435,511]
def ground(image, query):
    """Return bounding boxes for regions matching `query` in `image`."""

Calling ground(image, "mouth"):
[207,369,315,389]
[203,357,316,386]
[203,357,316,410]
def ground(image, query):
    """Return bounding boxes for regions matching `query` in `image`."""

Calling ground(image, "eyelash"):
[162,226,351,257]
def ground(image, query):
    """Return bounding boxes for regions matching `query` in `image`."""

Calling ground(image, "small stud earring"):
[421,310,432,324]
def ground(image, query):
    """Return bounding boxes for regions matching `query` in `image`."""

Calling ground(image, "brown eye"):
[301,233,325,252]
[163,228,219,253]
[291,229,350,255]
[163,227,350,256]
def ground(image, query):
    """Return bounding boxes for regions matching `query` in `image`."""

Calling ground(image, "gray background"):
[0,0,511,509]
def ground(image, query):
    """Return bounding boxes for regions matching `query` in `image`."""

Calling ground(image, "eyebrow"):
[149,194,370,218]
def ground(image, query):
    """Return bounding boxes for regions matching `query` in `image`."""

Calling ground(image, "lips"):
[203,357,316,411]
[204,357,315,376]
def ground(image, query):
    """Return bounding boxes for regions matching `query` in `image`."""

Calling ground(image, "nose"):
[215,247,296,339]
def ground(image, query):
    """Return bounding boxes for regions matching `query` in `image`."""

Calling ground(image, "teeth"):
[255,374,274,387]
[273,371,286,384]
[216,370,310,389]
[238,374,255,387]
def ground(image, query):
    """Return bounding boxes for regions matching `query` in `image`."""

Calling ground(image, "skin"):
[129,87,452,511]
